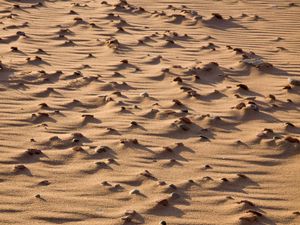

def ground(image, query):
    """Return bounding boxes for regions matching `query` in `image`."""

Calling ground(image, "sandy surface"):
[0,0,300,224]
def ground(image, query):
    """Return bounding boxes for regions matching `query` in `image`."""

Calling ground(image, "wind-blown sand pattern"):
[0,0,299,224]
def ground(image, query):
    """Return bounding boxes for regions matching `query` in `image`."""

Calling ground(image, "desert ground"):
[0,0,299,224]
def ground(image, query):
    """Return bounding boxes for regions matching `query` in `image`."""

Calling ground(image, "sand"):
[0,0,299,224]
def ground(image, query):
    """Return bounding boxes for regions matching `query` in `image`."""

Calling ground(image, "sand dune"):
[0,0,299,224]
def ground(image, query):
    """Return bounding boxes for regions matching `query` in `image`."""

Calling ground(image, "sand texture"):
[0,0,300,224]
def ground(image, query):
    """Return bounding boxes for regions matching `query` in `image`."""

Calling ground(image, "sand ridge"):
[0,0,299,224]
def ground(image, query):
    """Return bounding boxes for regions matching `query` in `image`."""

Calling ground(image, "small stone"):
[121,215,132,222]
[283,84,292,90]
[204,164,212,169]
[124,210,136,216]
[158,181,167,186]
[38,180,50,186]
[203,176,213,181]
[237,173,248,179]
[157,199,169,206]
[107,158,115,164]
[285,122,295,127]
[131,121,138,126]
[238,200,255,207]
[101,181,110,186]
[130,189,140,195]
[288,78,300,86]
[140,92,149,97]
[14,165,26,171]
[179,124,189,131]
[171,192,180,199]
[247,210,263,217]
[96,146,109,153]
[269,94,276,100]
[237,83,249,90]
[173,77,182,82]
[285,136,299,143]
[247,102,259,111]
[235,102,246,110]
[26,148,42,155]
[169,184,177,189]
[199,135,209,141]
[212,13,223,20]
[114,184,122,189]
[173,99,183,106]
